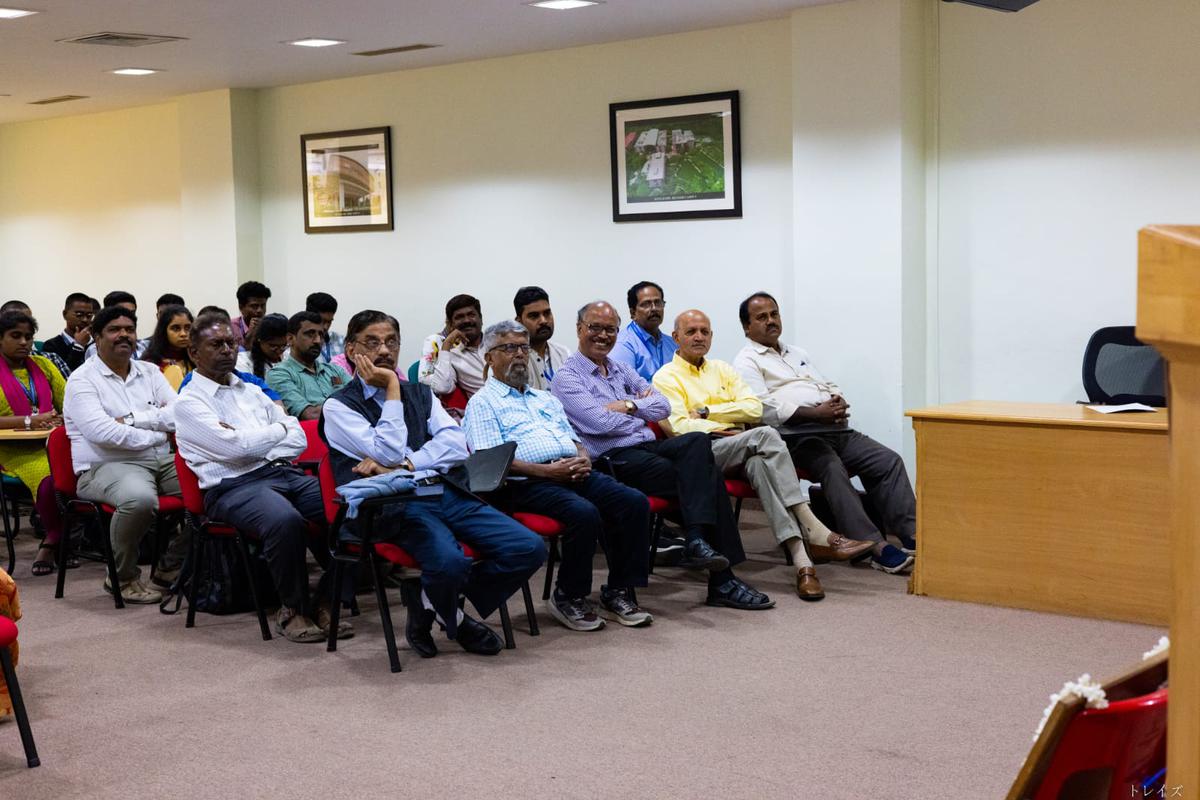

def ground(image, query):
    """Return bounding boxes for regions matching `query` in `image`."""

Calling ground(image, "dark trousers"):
[504,471,649,598]
[785,429,916,543]
[374,485,546,639]
[606,432,746,567]
[205,464,325,613]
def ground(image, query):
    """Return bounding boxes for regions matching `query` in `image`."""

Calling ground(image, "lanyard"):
[16,372,37,408]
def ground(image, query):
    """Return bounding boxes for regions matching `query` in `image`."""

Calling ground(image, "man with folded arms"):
[465,320,651,632]
[552,301,772,612]
[323,310,546,657]
[653,310,875,601]
[733,292,917,574]
[175,311,348,643]
[63,304,187,604]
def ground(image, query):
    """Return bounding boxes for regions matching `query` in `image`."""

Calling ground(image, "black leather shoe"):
[680,539,731,572]
[455,613,504,656]
[405,605,438,659]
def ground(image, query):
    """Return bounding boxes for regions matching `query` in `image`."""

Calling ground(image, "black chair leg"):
[186,531,202,629]
[53,512,69,599]
[369,554,402,673]
[0,646,39,768]
[497,599,516,650]
[734,497,743,527]
[99,518,124,610]
[0,488,14,576]
[235,534,270,641]
[326,558,344,653]
[648,515,663,574]
[541,538,558,600]
[521,581,539,636]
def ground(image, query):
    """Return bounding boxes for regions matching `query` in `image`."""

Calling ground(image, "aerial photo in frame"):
[622,112,726,203]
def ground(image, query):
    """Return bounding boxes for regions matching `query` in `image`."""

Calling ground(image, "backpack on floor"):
[159,535,277,616]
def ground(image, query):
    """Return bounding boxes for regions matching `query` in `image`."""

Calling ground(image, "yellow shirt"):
[652,353,762,436]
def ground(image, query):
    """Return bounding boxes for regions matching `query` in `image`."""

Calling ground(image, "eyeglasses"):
[356,337,400,352]
[489,343,531,355]
[637,300,665,309]
[584,324,618,336]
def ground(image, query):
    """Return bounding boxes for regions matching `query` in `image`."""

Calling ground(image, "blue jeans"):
[375,485,546,639]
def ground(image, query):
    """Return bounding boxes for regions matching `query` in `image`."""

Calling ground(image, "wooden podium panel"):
[907,401,1169,625]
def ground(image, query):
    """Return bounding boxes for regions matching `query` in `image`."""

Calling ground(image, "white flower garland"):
[1032,674,1108,741]
[1143,636,1169,661]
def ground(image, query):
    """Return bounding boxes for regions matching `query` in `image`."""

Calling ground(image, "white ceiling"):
[0,0,841,124]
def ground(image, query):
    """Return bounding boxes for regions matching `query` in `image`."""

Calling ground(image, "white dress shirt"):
[732,339,842,429]
[63,357,177,474]
[527,340,571,391]
[323,378,469,473]
[175,371,308,489]
[423,341,485,396]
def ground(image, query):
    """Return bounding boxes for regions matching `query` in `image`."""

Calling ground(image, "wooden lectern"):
[1136,224,1200,791]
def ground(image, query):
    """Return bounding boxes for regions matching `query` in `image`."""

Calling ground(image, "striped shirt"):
[550,351,670,459]
[462,377,578,464]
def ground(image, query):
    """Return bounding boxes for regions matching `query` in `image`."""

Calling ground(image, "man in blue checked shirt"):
[463,320,652,632]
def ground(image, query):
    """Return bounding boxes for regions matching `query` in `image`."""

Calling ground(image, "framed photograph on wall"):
[300,126,393,233]
[609,90,741,223]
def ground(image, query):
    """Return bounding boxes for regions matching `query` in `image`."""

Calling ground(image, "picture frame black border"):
[608,90,741,223]
[300,125,394,234]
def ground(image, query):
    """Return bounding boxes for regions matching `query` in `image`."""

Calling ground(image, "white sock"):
[793,502,832,546]
[421,588,465,626]
[783,536,813,569]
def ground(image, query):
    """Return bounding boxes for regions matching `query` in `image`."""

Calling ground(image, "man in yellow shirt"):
[653,310,873,601]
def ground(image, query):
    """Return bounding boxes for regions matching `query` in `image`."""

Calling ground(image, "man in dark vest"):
[322,310,546,657]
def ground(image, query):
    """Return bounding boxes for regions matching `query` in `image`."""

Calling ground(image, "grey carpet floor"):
[0,507,1163,800]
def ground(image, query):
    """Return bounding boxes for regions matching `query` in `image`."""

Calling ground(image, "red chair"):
[1031,688,1167,799]
[317,455,517,674]
[172,452,272,640]
[511,511,565,625]
[47,427,184,608]
[630,421,681,574]
[0,616,38,768]
[439,385,469,412]
[296,419,327,475]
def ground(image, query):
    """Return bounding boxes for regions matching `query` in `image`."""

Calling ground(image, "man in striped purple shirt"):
[552,301,773,612]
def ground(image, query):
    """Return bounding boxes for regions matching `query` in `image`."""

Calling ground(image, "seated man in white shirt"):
[732,292,917,575]
[421,294,486,402]
[175,312,348,643]
[63,305,186,604]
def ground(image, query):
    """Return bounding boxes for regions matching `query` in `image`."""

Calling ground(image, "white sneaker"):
[103,576,163,604]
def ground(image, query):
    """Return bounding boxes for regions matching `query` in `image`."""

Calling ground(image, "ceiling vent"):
[29,95,88,105]
[353,43,441,57]
[57,32,188,47]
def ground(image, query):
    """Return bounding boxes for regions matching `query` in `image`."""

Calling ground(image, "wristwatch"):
[123,413,135,426]
[698,406,709,419]
[23,415,31,430]
[624,400,635,414]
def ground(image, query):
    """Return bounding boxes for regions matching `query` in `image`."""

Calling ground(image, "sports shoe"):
[103,576,162,604]
[546,590,605,632]
[679,539,730,572]
[870,544,915,574]
[599,585,653,627]
[896,534,917,555]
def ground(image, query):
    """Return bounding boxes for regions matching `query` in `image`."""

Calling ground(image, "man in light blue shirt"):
[612,280,677,382]
[464,320,651,633]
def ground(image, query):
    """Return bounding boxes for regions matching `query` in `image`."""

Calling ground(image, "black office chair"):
[1081,326,1166,407]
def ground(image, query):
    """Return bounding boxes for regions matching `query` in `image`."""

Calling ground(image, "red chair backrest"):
[172,451,206,515]
[47,425,78,496]
[317,455,340,526]
[298,419,327,464]
[440,385,468,411]
[1033,688,1168,800]
[647,420,667,440]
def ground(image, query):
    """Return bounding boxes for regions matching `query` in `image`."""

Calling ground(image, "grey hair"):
[576,301,621,325]
[481,319,529,352]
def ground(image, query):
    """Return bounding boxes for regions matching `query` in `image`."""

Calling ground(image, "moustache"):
[536,326,553,335]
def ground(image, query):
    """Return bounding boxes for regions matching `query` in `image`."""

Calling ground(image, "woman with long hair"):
[140,304,194,391]
[236,312,289,378]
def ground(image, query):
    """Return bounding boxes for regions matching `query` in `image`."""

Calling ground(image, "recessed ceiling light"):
[0,7,38,19]
[526,0,602,9]
[285,37,345,48]
[110,67,160,76]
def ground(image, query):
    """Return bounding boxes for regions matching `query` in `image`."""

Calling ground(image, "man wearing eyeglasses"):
[464,320,651,632]
[612,281,677,382]
[322,310,546,658]
[552,301,773,612]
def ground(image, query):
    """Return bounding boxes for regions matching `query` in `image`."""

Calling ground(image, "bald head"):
[672,308,713,365]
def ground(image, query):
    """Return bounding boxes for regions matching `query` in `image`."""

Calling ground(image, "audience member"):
[155,293,185,314]
[423,294,486,398]
[0,567,20,720]
[40,292,94,373]
[306,292,345,363]
[613,281,677,381]
[140,304,194,391]
[63,305,187,603]
[179,306,282,404]
[552,301,772,612]
[1,301,71,378]
[654,310,875,600]
[513,286,570,391]
[267,311,348,420]
[331,314,405,382]
[464,320,651,632]
[231,281,271,351]
[175,312,349,642]
[417,325,448,384]
[237,313,288,378]
[84,291,148,361]
[0,311,69,576]
[733,292,916,574]
[323,310,546,657]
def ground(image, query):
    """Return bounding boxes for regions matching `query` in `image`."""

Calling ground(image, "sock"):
[421,588,464,626]
[792,502,832,546]
[708,567,734,587]
[683,526,706,543]
[783,535,814,569]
